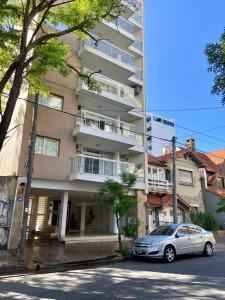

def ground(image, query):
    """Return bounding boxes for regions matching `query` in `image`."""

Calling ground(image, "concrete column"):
[115,152,120,177]
[80,202,86,233]
[29,196,39,231]
[58,191,69,241]
[110,211,118,234]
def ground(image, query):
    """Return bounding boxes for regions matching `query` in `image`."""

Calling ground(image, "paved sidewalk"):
[25,239,131,266]
[0,239,132,272]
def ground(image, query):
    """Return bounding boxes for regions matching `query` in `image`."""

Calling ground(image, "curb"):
[0,254,135,277]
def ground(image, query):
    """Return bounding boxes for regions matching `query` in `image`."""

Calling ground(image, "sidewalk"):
[0,239,132,274]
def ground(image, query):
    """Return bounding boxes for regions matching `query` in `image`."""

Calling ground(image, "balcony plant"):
[95,172,138,253]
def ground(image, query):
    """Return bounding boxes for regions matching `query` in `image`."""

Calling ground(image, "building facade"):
[0,0,147,249]
[146,113,176,156]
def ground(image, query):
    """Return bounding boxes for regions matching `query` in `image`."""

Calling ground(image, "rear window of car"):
[150,225,176,236]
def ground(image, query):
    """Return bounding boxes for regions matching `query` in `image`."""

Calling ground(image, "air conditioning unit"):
[132,84,142,96]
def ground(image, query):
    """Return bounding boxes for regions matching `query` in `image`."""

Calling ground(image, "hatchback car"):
[133,224,216,263]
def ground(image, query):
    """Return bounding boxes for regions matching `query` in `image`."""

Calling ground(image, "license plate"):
[136,248,146,255]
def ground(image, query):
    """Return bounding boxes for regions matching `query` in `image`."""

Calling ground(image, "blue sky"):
[144,0,225,152]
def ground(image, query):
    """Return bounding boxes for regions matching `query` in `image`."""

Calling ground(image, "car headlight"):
[150,241,162,247]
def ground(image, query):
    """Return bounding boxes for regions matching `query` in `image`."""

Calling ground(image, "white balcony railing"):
[82,69,135,100]
[72,154,145,184]
[109,16,134,34]
[132,38,143,53]
[133,67,143,81]
[130,12,142,27]
[72,154,135,177]
[76,110,144,146]
[148,176,171,191]
[83,38,134,66]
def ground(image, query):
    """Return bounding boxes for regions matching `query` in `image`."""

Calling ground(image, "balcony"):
[73,110,144,154]
[129,38,143,56]
[121,0,141,13]
[70,154,145,189]
[78,38,135,85]
[77,70,141,114]
[96,17,135,48]
[129,12,143,28]
[130,67,143,85]
[148,175,172,193]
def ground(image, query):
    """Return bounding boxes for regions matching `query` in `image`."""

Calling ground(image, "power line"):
[1,92,170,143]
[176,124,225,145]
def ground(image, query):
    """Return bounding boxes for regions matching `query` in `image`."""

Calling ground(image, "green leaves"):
[205,29,225,104]
[216,198,225,214]
[95,172,137,218]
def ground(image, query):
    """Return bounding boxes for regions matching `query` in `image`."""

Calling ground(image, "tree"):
[216,198,225,214]
[95,172,138,252]
[0,0,126,150]
[205,29,225,104]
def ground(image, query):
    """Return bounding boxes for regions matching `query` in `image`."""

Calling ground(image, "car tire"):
[204,242,213,257]
[164,245,176,263]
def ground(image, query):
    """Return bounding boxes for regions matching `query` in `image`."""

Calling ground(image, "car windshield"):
[149,225,176,236]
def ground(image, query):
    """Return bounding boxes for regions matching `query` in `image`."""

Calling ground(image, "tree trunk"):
[0,63,25,151]
[0,61,18,97]
[116,216,122,252]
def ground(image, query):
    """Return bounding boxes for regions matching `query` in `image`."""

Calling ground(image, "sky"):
[144,0,225,152]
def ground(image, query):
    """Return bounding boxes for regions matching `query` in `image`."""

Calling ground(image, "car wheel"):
[204,242,213,257]
[164,246,176,263]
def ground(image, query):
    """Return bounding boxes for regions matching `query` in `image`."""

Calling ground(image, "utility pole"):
[172,136,178,224]
[18,93,39,263]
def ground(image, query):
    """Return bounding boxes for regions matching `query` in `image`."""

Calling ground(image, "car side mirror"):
[175,232,184,238]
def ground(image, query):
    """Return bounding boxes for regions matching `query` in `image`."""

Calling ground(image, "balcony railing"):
[148,176,171,191]
[76,110,144,146]
[130,12,142,26]
[83,38,134,66]
[109,16,134,34]
[132,38,143,52]
[72,154,136,178]
[82,69,135,100]
[133,67,143,81]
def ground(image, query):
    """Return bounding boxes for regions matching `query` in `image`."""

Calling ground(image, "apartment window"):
[147,127,152,132]
[35,136,59,157]
[178,169,194,185]
[153,116,162,123]
[38,94,63,111]
[147,136,152,142]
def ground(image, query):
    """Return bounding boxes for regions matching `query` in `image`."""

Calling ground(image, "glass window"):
[150,225,178,236]
[177,226,189,235]
[188,225,201,234]
[178,169,194,184]
[35,136,59,157]
[38,94,63,111]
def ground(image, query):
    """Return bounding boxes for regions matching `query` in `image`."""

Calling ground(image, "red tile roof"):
[148,154,167,167]
[207,149,225,165]
[156,148,218,173]
[207,187,225,199]
[147,194,191,209]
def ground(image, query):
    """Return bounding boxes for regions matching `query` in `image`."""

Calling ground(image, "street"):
[0,237,225,299]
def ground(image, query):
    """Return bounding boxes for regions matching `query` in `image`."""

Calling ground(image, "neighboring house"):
[146,113,176,156]
[0,1,147,249]
[146,139,218,232]
[146,154,191,232]
[200,149,225,227]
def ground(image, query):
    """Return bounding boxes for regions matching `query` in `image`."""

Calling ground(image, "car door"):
[174,225,192,254]
[188,225,204,252]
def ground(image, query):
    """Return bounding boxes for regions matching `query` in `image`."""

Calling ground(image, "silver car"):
[133,224,216,263]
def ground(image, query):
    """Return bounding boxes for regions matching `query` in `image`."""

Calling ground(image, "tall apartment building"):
[0,0,147,248]
[146,113,176,156]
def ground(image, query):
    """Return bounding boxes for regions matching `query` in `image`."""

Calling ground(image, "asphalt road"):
[0,237,225,300]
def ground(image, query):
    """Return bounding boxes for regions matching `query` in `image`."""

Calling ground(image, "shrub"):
[190,211,219,231]
[123,218,140,239]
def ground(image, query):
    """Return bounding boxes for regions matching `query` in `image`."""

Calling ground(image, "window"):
[153,116,162,123]
[35,136,59,157]
[177,226,189,235]
[38,94,63,111]
[162,119,175,127]
[188,225,201,234]
[178,169,194,185]
[147,127,152,132]
[147,136,152,142]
